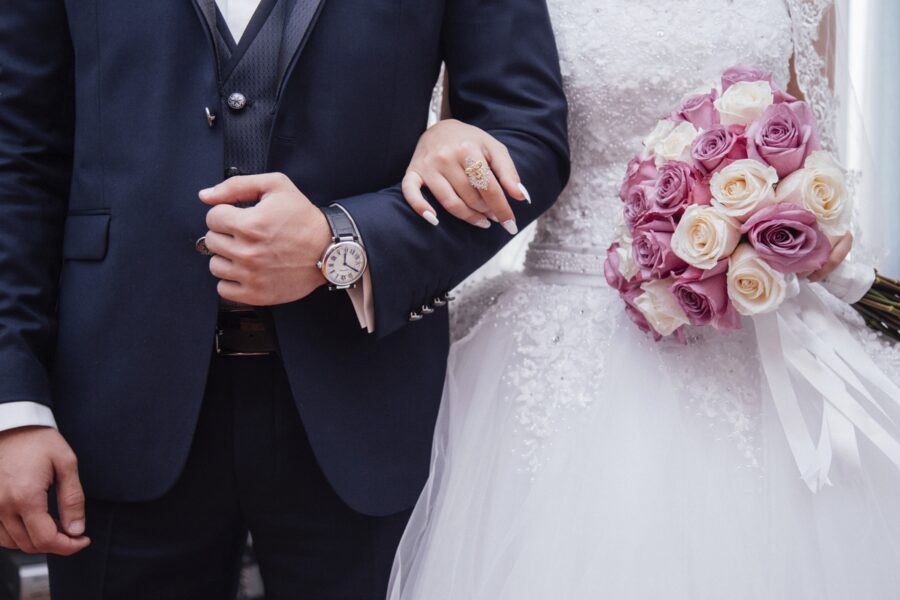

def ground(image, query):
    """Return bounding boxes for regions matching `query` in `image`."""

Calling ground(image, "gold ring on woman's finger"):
[464,156,492,191]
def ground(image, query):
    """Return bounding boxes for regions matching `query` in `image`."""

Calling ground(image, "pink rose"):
[670,262,742,331]
[619,157,658,201]
[653,161,696,216]
[632,219,688,279]
[740,203,831,274]
[721,65,775,91]
[691,125,747,175]
[691,174,713,206]
[621,287,662,341]
[673,89,720,130]
[746,102,820,178]
[623,184,654,230]
[690,125,748,175]
[721,65,796,103]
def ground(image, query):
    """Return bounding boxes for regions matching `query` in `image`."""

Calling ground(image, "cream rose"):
[671,205,742,269]
[651,121,699,166]
[709,159,779,220]
[641,119,676,159]
[714,80,774,126]
[615,237,641,281]
[726,244,794,315]
[633,278,690,336]
[775,151,851,236]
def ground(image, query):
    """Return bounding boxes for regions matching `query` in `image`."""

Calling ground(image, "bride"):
[388,0,900,598]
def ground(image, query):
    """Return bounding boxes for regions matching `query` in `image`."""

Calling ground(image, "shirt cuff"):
[347,270,375,334]
[0,402,58,433]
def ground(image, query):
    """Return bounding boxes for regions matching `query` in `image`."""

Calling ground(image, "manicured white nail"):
[423,210,440,226]
[487,214,499,223]
[474,217,492,229]
[502,220,518,235]
[199,187,215,198]
[517,183,532,204]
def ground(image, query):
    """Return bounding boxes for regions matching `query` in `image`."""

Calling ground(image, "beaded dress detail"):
[390,2,900,598]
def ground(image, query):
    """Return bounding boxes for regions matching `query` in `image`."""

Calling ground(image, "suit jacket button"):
[409,311,423,322]
[225,166,242,178]
[421,305,435,315]
[227,92,248,111]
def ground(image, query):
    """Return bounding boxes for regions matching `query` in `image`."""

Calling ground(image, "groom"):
[0,0,568,597]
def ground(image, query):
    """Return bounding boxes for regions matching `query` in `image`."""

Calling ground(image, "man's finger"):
[2,516,35,553]
[0,522,15,549]
[217,280,248,304]
[22,511,89,556]
[53,452,86,537]
[199,173,291,206]
[209,255,242,283]
[202,230,247,260]
[401,172,440,226]
[485,141,529,203]
[206,204,243,236]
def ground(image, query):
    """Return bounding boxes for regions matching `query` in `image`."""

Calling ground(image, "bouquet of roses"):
[604,65,893,341]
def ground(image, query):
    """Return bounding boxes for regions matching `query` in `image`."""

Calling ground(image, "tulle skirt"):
[389,272,900,600]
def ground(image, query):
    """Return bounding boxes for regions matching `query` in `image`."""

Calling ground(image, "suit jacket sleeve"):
[0,0,75,407]
[337,0,569,339]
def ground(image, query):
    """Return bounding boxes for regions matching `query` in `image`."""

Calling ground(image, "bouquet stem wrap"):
[853,274,900,343]
[754,283,900,492]
[820,260,900,343]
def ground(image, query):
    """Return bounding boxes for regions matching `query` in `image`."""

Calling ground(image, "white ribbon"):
[753,282,900,492]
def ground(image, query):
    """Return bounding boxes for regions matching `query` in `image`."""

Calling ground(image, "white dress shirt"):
[0,0,375,435]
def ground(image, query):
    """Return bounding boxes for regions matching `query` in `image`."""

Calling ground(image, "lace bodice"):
[525,0,794,274]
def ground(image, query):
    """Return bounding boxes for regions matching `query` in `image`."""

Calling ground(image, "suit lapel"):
[277,0,327,96]
[192,0,218,40]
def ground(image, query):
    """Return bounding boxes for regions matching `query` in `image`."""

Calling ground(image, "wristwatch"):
[317,204,368,290]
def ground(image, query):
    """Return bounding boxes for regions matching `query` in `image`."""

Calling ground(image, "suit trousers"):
[48,353,412,599]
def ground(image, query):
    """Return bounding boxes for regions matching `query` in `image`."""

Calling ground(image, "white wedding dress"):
[389,1,900,599]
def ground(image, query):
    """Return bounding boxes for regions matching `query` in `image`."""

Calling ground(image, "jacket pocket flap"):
[62,214,110,261]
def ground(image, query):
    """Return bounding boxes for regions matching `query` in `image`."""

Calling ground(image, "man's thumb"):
[54,452,86,537]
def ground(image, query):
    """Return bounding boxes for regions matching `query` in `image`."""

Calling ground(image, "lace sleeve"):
[786,0,839,151]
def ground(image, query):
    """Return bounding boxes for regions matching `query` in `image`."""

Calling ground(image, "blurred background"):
[841,0,900,274]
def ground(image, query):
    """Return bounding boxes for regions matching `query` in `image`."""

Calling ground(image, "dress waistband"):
[524,246,606,277]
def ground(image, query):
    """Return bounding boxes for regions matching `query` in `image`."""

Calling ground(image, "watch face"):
[324,242,367,286]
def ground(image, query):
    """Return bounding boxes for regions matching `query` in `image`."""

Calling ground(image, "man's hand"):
[0,427,90,556]
[199,173,332,306]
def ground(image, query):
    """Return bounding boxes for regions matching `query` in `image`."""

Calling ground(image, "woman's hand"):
[808,232,853,283]
[402,119,531,235]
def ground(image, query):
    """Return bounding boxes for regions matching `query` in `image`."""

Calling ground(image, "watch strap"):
[321,205,358,242]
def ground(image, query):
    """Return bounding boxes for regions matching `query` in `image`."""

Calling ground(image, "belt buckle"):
[215,328,274,357]
[214,310,276,357]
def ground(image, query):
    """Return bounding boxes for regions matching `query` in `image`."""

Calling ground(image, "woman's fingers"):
[485,140,530,204]
[458,150,518,235]
[401,171,440,226]
[809,232,853,283]
[426,175,491,229]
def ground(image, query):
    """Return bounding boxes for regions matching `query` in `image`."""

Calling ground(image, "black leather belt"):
[215,308,279,357]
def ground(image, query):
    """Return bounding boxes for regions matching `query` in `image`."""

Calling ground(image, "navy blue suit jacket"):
[0,0,569,516]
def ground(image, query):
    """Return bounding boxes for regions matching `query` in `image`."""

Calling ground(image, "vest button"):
[225,167,242,178]
[227,92,248,111]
